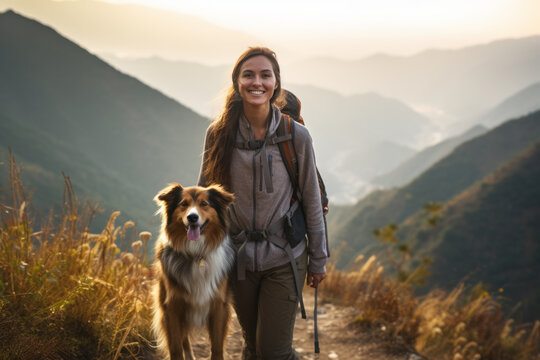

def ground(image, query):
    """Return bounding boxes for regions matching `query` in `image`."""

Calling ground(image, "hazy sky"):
[103,0,540,58]
[1,0,539,62]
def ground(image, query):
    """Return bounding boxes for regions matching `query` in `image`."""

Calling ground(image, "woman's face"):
[237,55,278,109]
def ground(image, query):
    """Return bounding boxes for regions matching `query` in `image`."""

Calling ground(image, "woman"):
[198,46,328,360]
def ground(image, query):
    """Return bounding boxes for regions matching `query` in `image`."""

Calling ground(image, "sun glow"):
[4,0,540,61]
[97,0,540,58]
[102,0,536,34]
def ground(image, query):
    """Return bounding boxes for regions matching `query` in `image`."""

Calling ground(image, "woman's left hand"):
[307,271,327,288]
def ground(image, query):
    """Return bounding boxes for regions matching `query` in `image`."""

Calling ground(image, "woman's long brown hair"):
[203,47,283,191]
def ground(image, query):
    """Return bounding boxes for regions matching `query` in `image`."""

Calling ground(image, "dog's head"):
[155,183,234,250]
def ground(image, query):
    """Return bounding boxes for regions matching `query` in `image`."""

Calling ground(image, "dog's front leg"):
[162,312,185,359]
[161,300,193,360]
[207,295,230,360]
[182,336,195,360]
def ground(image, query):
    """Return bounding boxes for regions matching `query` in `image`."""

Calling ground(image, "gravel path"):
[189,290,420,360]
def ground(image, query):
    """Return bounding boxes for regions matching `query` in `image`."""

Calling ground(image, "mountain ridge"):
[0,10,209,232]
[372,125,488,188]
[297,35,540,64]
[399,141,540,320]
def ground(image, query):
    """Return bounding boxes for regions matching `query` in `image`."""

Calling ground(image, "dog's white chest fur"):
[187,236,233,300]
[189,237,234,326]
[163,235,234,327]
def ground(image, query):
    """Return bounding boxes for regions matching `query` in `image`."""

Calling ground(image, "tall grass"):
[320,255,540,360]
[0,153,155,359]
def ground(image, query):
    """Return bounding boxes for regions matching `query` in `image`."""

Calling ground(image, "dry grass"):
[320,255,420,345]
[320,255,540,360]
[0,154,155,359]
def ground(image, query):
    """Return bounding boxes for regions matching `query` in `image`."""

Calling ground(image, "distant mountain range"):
[323,141,417,203]
[475,81,540,129]
[287,37,540,122]
[0,10,209,233]
[446,81,540,137]
[372,125,488,188]
[106,35,540,128]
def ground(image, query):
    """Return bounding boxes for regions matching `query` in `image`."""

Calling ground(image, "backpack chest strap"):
[235,139,265,150]
[268,133,293,144]
[235,133,292,150]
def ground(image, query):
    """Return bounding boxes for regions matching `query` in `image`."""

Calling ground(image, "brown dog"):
[152,183,235,360]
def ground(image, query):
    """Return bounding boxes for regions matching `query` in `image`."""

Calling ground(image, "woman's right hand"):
[307,271,327,288]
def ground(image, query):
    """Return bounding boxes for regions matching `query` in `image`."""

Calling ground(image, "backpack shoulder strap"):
[277,114,300,199]
[279,111,331,258]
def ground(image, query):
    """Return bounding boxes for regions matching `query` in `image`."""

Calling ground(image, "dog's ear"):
[156,183,183,203]
[207,185,234,211]
[155,183,183,224]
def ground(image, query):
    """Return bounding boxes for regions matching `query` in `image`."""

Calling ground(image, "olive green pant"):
[231,249,308,360]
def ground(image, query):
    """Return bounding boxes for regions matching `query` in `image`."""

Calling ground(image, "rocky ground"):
[189,290,424,360]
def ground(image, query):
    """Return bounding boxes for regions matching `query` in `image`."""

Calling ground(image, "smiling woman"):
[197,47,328,359]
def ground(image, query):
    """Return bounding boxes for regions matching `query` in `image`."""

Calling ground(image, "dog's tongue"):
[187,225,200,241]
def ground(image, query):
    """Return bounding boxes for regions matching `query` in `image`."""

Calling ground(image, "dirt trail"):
[190,290,419,360]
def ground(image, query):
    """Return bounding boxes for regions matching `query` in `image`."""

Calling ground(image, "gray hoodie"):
[198,105,327,274]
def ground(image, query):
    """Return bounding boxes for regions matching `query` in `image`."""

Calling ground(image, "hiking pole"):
[314,286,320,354]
